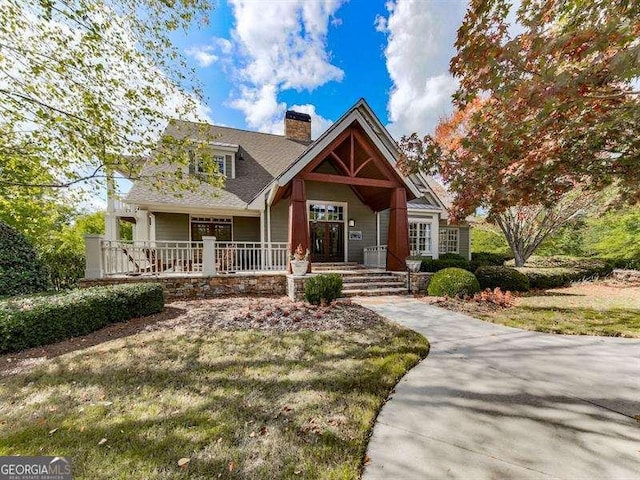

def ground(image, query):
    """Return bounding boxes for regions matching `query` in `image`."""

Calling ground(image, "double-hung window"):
[439,228,459,254]
[409,220,432,255]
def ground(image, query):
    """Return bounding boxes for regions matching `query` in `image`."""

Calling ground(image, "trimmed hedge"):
[469,251,511,271]
[0,222,50,297]
[427,267,480,297]
[515,268,575,289]
[0,283,164,353]
[304,274,343,305]
[513,256,615,290]
[421,253,470,273]
[475,266,530,292]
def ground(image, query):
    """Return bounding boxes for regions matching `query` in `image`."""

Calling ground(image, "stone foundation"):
[79,273,287,301]
[286,274,317,301]
[395,272,433,294]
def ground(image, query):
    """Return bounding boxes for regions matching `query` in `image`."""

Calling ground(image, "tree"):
[0,0,222,196]
[403,98,606,266]
[494,196,597,266]
[400,0,640,218]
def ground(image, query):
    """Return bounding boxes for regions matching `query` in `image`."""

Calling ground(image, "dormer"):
[189,141,239,179]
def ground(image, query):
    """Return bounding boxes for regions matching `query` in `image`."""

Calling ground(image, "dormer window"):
[190,152,227,177]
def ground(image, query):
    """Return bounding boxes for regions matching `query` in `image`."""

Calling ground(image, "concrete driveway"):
[356,296,640,480]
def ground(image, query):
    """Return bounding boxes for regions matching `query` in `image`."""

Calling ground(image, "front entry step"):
[308,264,408,297]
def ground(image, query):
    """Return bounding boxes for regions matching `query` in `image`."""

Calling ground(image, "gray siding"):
[378,209,389,245]
[439,220,471,260]
[269,200,289,243]
[233,216,260,242]
[269,180,377,263]
[154,213,189,241]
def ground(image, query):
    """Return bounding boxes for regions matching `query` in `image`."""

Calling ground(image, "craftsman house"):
[85,98,470,280]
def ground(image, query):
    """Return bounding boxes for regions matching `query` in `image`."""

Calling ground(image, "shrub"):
[475,266,530,292]
[421,254,471,273]
[516,267,575,289]
[0,222,50,297]
[471,288,515,307]
[469,251,512,271]
[304,274,343,305]
[0,283,164,353]
[427,268,480,297]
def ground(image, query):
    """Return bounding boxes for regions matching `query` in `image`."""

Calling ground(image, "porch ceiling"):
[272,123,416,212]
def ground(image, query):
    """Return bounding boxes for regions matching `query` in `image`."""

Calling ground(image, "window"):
[409,221,432,255]
[190,152,227,177]
[190,216,232,241]
[309,203,344,222]
[439,228,459,254]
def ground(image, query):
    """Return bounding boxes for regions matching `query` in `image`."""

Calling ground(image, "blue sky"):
[171,0,468,140]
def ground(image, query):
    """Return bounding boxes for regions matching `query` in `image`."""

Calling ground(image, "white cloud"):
[189,0,344,136]
[380,0,467,138]
[185,45,218,67]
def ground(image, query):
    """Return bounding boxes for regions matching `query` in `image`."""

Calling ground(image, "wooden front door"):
[309,221,344,262]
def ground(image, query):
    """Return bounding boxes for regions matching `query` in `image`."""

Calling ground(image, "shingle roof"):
[126,120,309,209]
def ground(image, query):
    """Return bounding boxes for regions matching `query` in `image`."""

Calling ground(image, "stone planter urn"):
[406,259,422,273]
[290,259,309,276]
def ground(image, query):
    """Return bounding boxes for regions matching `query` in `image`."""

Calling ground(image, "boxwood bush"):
[469,251,512,271]
[0,222,50,297]
[475,266,530,292]
[421,253,471,273]
[427,267,480,297]
[0,283,164,353]
[304,273,343,305]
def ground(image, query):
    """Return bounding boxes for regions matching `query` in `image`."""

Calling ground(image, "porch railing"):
[213,242,288,273]
[363,245,387,268]
[103,240,203,276]
[100,239,289,276]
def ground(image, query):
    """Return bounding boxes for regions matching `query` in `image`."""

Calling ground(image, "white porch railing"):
[103,240,203,275]
[100,239,289,276]
[363,245,387,268]
[214,242,289,273]
[110,199,139,214]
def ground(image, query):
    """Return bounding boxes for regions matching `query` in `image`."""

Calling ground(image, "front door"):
[310,221,344,262]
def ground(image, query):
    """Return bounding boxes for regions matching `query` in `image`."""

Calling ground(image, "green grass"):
[474,283,640,337]
[0,321,427,479]
[477,306,640,337]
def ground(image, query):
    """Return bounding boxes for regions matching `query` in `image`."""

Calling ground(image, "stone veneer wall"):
[390,272,433,294]
[79,274,287,301]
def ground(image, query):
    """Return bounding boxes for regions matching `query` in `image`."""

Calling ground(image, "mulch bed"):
[0,297,384,375]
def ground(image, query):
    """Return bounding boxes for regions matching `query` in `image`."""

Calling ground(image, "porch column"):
[287,178,310,273]
[84,234,104,279]
[387,187,410,271]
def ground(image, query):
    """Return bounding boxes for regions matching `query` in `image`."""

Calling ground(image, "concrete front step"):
[343,287,408,297]
[341,275,404,283]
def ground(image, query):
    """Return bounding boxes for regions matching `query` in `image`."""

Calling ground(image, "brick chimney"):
[284,110,311,143]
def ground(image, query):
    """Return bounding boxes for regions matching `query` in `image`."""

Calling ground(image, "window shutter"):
[188,151,196,175]
[225,154,232,178]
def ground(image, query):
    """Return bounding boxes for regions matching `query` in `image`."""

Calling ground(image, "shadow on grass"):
[0,306,187,374]
[0,324,428,479]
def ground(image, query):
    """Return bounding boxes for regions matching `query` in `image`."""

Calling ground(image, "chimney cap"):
[285,110,311,122]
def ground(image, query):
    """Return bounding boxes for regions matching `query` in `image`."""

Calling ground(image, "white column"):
[134,210,150,243]
[202,236,217,276]
[149,213,156,243]
[260,209,266,270]
[84,234,105,279]
[433,215,440,259]
[105,212,118,241]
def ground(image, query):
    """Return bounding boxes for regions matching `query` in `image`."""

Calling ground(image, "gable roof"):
[250,98,422,209]
[126,121,308,210]
[125,99,452,213]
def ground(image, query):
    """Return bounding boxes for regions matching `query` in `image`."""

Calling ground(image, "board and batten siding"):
[153,213,189,241]
[269,180,377,263]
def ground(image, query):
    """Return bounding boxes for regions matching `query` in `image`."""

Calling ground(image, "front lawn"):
[0,297,428,479]
[429,282,640,337]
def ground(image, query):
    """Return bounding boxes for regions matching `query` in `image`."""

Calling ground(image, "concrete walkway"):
[356,296,640,480]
